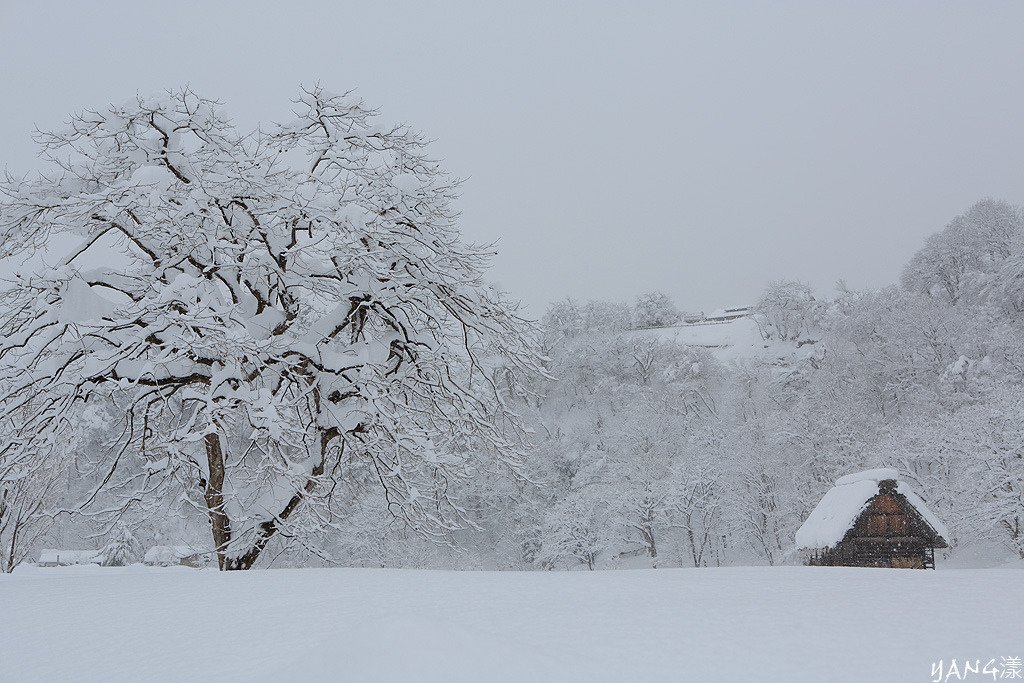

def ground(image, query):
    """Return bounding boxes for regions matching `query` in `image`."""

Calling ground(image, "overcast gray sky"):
[2,1,1023,314]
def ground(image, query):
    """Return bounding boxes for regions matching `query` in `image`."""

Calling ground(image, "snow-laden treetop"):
[795,468,950,550]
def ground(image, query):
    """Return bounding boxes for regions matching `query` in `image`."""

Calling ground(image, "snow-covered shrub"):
[99,524,141,567]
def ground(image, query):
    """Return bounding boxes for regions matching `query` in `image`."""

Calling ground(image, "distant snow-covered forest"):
[509,198,1024,570]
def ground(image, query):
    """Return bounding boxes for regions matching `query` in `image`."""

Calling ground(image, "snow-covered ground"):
[2,565,1020,682]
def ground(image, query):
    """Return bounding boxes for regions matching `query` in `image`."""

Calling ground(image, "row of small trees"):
[543,290,685,340]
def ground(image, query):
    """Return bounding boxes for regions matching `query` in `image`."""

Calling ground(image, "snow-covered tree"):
[541,298,632,348]
[886,386,1024,559]
[753,280,820,342]
[0,445,68,573]
[536,488,611,570]
[0,88,540,570]
[981,254,1024,318]
[604,415,676,565]
[541,299,586,346]
[902,199,1023,304]
[632,290,681,329]
[667,440,725,568]
[978,391,1024,559]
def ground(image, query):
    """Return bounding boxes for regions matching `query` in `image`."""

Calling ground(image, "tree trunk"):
[687,525,699,568]
[203,433,233,571]
[204,428,338,570]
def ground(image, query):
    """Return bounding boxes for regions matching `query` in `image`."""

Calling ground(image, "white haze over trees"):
[0,91,1022,573]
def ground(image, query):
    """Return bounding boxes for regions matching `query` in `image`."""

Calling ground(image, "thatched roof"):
[795,468,950,550]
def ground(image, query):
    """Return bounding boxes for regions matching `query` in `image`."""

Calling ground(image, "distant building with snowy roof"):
[703,306,751,323]
[795,468,950,569]
[38,549,102,567]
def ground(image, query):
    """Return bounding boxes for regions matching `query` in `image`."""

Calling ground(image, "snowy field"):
[2,566,1021,682]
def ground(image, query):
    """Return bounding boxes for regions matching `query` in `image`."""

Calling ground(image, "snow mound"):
[795,469,950,549]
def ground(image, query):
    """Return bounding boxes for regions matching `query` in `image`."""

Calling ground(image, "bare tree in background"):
[0,443,68,573]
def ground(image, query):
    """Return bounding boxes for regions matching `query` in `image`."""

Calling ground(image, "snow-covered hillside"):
[1,565,1020,682]
[625,316,799,362]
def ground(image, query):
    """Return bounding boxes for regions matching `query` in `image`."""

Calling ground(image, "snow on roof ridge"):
[833,467,899,487]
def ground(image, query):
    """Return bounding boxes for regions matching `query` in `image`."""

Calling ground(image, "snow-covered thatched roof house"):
[796,468,950,569]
